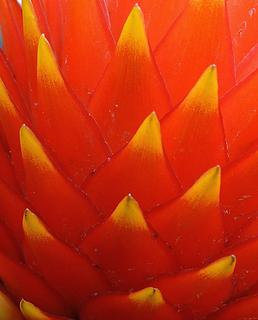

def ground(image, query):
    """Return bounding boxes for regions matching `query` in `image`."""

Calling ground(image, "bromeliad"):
[0,0,258,319]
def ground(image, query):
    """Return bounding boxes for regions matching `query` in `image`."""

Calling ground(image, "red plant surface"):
[0,0,258,319]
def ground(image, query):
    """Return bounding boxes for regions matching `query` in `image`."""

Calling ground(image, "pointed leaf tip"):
[0,291,23,320]
[182,64,218,113]
[130,112,163,154]
[199,255,236,279]
[129,287,165,306]
[22,0,40,41]
[117,4,149,57]
[20,125,53,171]
[37,34,62,84]
[0,78,16,115]
[111,195,148,230]
[23,209,52,240]
[183,165,221,205]
[20,299,45,320]
[20,299,68,320]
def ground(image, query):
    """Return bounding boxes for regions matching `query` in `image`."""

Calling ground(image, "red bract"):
[0,1,258,319]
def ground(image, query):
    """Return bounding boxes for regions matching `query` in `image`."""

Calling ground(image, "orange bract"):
[0,1,258,320]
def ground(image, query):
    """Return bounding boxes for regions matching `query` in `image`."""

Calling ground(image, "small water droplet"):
[249,7,256,17]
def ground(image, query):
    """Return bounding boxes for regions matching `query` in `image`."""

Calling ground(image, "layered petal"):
[22,0,41,103]
[0,179,27,241]
[80,287,181,320]
[35,34,109,184]
[61,0,114,104]
[149,166,224,268]
[213,295,258,320]
[229,237,258,296]
[227,0,258,70]
[80,195,177,290]
[154,256,236,318]
[161,65,226,189]
[89,5,171,153]
[0,141,18,191]
[221,149,258,239]
[84,113,180,216]
[23,209,108,310]
[0,50,28,117]
[156,0,235,106]
[20,125,99,245]
[0,78,26,181]
[31,0,62,60]
[20,299,70,320]
[221,68,258,160]
[0,290,23,320]
[0,0,27,94]
[0,252,70,316]
[106,0,188,48]
[0,222,22,261]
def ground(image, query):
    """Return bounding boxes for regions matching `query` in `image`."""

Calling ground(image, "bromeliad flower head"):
[0,0,258,319]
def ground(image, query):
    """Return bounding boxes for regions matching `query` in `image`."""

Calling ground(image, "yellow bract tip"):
[129,287,165,307]
[37,34,62,85]
[199,255,236,279]
[117,4,150,58]
[23,209,52,240]
[182,166,221,206]
[0,79,17,117]
[22,0,41,43]
[0,292,23,320]
[130,112,163,155]
[111,195,148,230]
[20,299,48,320]
[181,65,218,113]
[20,125,54,171]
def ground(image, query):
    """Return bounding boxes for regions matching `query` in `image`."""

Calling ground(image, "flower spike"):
[0,1,257,319]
